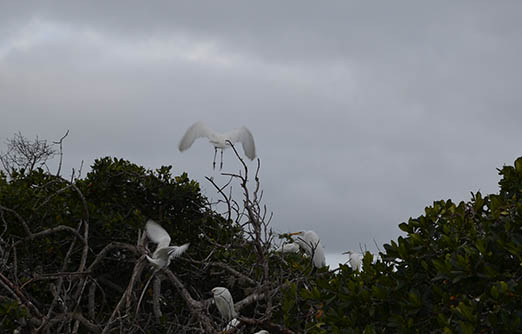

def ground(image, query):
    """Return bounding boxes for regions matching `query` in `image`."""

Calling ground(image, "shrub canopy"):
[1,156,521,333]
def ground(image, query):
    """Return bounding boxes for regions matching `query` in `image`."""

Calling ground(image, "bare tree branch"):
[53,130,69,177]
[0,272,43,318]
[163,269,215,333]
[152,275,162,320]
[101,256,147,334]
[0,132,57,174]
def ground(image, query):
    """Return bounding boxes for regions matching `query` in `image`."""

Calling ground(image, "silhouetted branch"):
[54,130,69,177]
[0,132,56,174]
[164,269,215,333]
[101,256,147,334]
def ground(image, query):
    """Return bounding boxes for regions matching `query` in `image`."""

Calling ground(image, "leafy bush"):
[1,150,521,333]
[299,157,522,333]
[0,157,252,333]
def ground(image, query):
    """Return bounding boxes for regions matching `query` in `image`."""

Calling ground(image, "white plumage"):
[253,330,270,334]
[275,242,300,253]
[289,231,326,268]
[178,121,256,169]
[145,220,189,269]
[211,287,237,322]
[344,250,363,271]
[224,318,240,331]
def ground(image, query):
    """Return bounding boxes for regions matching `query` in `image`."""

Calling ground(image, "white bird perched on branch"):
[288,231,326,268]
[211,287,237,322]
[343,250,363,271]
[145,220,189,269]
[178,121,256,169]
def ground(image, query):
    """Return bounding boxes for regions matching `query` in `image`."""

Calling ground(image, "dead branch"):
[13,224,86,248]
[0,204,32,236]
[88,282,97,320]
[189,258,257,286]
[101,255,147,334]
[163,269,215,333]
[87,242,139,272]
[0,132,56,174]
[152,275,162,320]
[37,220,83,333]
[205,175,234,222]
[20,271,91,290]
[46,312,101,334]
[53,130,69,177]
[0,271,42,318]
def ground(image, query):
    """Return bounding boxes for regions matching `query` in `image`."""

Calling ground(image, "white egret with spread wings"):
[179,121,256,169]
[145,220,189,269]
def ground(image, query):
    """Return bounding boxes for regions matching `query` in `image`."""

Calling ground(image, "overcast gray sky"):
[2,1,521,266]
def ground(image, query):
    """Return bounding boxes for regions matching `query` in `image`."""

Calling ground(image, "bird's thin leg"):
[220,149,224,170]
[213,147,218,170]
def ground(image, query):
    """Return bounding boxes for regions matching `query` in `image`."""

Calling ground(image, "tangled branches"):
[0,136,314,333]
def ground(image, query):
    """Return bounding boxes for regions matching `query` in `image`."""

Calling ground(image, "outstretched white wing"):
[224,126,256,160]
[178,121,214,151]
[145,220,171,250]
[154,243,189,261]
[167,243,190,258]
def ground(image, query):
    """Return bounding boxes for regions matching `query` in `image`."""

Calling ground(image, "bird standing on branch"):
[343,250,363,271]
[288,230,326,268]
[211,286,237,322]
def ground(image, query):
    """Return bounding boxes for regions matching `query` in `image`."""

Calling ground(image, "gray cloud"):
[1,1,521,266]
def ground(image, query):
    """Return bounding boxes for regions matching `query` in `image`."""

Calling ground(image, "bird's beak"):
[288,232,301,236]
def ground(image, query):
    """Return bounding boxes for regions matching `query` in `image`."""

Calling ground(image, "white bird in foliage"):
[145,220,189,269]
[211,287,237,322]
[275,242,300,253]
[178,121,256,169]
[253,330,270,334]
[343,250,363,271]
[289,231,326,268]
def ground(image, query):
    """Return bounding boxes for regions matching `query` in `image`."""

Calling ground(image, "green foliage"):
[81,157,206,241]
[291,157,522,332]
[0,299,28,332]
[2,154,522,333]
[0,156,246,332]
